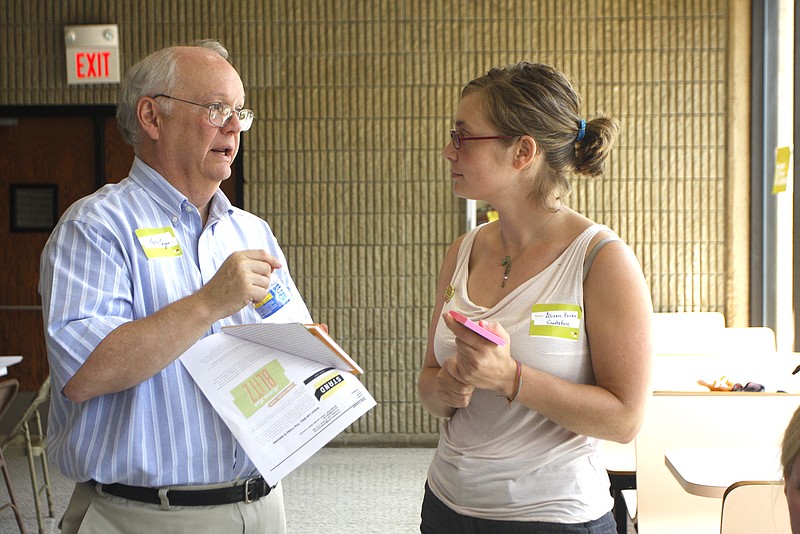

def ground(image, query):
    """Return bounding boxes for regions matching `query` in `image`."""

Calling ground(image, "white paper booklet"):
[179,323,376,486]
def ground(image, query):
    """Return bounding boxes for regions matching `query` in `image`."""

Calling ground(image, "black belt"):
[91,477,271,507]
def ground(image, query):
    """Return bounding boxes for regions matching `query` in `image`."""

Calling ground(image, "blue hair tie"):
[576,119,586,142]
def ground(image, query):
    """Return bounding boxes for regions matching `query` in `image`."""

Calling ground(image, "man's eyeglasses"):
[153,94,254,131]
[450,129,516,149]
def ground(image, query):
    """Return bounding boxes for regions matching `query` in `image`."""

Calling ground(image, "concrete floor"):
[0,447,636,533]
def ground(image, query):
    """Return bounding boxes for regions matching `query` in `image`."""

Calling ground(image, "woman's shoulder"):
[555,209,609,246]
[452,222,490,255]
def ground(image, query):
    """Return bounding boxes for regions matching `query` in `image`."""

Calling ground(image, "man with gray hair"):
[39,40,310,533]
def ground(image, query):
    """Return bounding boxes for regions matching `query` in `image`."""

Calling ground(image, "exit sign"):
[64,25,120,85]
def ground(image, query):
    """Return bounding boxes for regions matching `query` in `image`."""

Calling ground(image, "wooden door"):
[0,114,107,390]
[0,107,241,391]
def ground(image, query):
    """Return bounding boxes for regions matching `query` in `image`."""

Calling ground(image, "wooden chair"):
[0,379,26,533]
[635,392,798,534]
[614,312,726,530]
[600,439,637,534]
[719,481,790,534]
[0,376,53,534]
[614,316,782,533]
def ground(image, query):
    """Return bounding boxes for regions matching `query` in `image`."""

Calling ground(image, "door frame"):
[0,105,244,206]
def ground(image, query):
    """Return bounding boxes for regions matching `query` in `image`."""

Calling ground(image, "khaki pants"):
[60,480,286,534]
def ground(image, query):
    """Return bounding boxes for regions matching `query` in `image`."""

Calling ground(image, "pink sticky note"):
[449,311,506,346]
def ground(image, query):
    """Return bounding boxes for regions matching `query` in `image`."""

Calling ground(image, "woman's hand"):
[443,312,518,399]
[436,357,475,408]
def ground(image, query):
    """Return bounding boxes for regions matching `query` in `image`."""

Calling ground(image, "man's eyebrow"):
[204,93,245,104]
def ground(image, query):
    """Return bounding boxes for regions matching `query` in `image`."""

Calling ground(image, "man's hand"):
[199,250,283,321]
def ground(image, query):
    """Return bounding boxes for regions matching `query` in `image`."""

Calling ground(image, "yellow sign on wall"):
[772,146,792,194]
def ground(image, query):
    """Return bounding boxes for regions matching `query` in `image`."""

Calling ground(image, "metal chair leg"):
[22,421,44,533]
[0,448,27,534]
[40,452,54,518]
[32,411,54,518]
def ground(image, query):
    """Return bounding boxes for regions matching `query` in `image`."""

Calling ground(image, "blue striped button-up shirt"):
[39,157,312,486]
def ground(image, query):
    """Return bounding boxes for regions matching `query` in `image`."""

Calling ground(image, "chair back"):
[3,375,49,442]
[0,380,19,421]
[719,481,790,534]
[635,392,797,534]
[716,327,777,353]
[653,312,726,354]
[0,375,55,531]
[654,313,778,356]
[0,379,24,534]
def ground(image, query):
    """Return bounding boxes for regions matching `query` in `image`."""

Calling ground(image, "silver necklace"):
[499,210,560,288]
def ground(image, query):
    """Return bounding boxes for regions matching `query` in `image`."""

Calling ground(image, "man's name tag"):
[135,227,183,259]
[529,304,582,340]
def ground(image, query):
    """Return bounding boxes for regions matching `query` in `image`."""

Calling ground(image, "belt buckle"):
[244,477,261,504]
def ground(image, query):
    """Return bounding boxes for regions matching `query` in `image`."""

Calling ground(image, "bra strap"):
[583,237,620,279]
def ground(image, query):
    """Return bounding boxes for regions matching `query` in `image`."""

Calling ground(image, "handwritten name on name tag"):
[529,304,582,340]
[135,227,183,258]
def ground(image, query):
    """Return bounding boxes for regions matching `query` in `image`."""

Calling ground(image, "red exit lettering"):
[75,51,111,78]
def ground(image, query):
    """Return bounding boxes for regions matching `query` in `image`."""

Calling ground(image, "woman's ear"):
[512,135,538,170]
[137,97,161,141]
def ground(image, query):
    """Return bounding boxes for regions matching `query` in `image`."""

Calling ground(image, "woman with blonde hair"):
[418,61,653,533]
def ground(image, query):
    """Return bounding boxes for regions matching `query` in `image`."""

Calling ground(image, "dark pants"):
[420,483,617,534]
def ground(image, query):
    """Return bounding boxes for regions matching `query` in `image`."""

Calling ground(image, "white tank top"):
[427,223,616,523]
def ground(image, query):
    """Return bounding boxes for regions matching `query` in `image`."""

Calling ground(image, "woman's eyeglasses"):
[450,129,516,149]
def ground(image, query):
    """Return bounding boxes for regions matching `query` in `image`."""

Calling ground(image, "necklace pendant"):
[501,255,511,288]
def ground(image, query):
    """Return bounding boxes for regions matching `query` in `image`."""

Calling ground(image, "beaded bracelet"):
[506,360,523,405]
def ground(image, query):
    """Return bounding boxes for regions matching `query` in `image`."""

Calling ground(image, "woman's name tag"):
[529,304,581,340]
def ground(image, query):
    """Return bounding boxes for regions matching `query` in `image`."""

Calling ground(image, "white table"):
[602,351,800,475]
[664,446,782,498]
[0,355,23,377]
[653,352,800,393]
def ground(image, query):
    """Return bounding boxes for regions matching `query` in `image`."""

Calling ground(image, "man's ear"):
[512,135,538,170]
[137,97,161,141]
